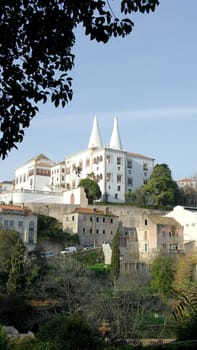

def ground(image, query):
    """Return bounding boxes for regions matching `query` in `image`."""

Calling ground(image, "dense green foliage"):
[78,178,102,203]
[126,164,182,208]
[151,252,175,297]
[0,229,21,274]
[0,0,159,158]
[110,228,120,286]
[37,214,78,243]
[36,314,101,350]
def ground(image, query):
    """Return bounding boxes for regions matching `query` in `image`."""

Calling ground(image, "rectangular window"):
[72,216,75,221]
[117,157,121,165]
[4,220,8,227]
[117,175,121,182]
[106,155,111,163]
[106,173,112,182]
[18,221,23,228]
[96,217,99,222]
[90,217,93,222]
[144,243,149,252]
[110,218,113,223]
[103,218,105,223]
[128,178,133,186]
[9,220,14,228]
[127,160,132,168]
[117,186,121,191]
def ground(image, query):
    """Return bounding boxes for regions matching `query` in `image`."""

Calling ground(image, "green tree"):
[36,314,100,350]
[110,228,120,288]
[0,0,159,158]
[151,252,175,297]
[0,229,21,274]
[143,163,182,208]
[78,178,101,204]
[6,238,26,295]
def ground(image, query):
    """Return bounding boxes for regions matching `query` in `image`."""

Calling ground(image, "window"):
[144,243,149,252]
[96,217,99,222]
[115,193,118,199]
[127,159,132,168]
[83,228,85,233]
[90,228,92,233]
[103,218,105,223]
[29,221,35,244]
[18,221,23,228]
[117,175,122,182]
[106,173,112,182]
[9,220,14,228]
[103,230,105,234]
[4,220,8,227]
[144,219,148,225]
[106,155,111,163]
[117,157,121,165]
[90,217,93,222]
[96,229,99,234]
[110,218,113,223]
[72,216,75,221]
[117,186,121,191]
[128,178,133,186]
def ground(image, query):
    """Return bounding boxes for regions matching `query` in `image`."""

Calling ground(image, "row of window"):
[65,216,114,223]
[82,228,113,234]
[51,168,65,175]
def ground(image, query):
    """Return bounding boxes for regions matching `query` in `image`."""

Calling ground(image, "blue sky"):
[1,0,197,181]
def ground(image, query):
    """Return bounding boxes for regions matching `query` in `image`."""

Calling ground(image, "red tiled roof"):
[73,207,117,217]
[0,204,32,214]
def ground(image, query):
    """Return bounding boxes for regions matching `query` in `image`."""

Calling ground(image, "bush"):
[36,314,101,350]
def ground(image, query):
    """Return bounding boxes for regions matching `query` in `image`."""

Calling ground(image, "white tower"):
[88,116,103,149]
[109,117,123,150]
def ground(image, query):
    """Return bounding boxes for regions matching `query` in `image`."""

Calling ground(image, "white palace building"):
[1,117,155,205]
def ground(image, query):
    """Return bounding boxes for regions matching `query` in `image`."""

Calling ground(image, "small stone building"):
[63,207,119,247]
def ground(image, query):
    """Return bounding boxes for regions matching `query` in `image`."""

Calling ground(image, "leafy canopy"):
[151,251,175,297]
[0,0,159,158]
[143,163,181,207]
[78,178,101,203]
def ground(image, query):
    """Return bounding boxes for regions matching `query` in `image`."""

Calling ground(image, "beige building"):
[136,214,184,262]
[0,204,37,249]
[63,207,119,247]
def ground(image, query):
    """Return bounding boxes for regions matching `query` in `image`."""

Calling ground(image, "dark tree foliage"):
[36,314,101,350]
[0,0,159,158]
[110,228,120,285]
[79,178,101,203]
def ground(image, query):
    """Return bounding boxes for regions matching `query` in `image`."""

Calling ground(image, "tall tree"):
[0,0,159,158]
[151,252,175,297]
[143,163,182,208]
[6,238,26,295]
[0,229,20,274]
[110,228,120,288]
